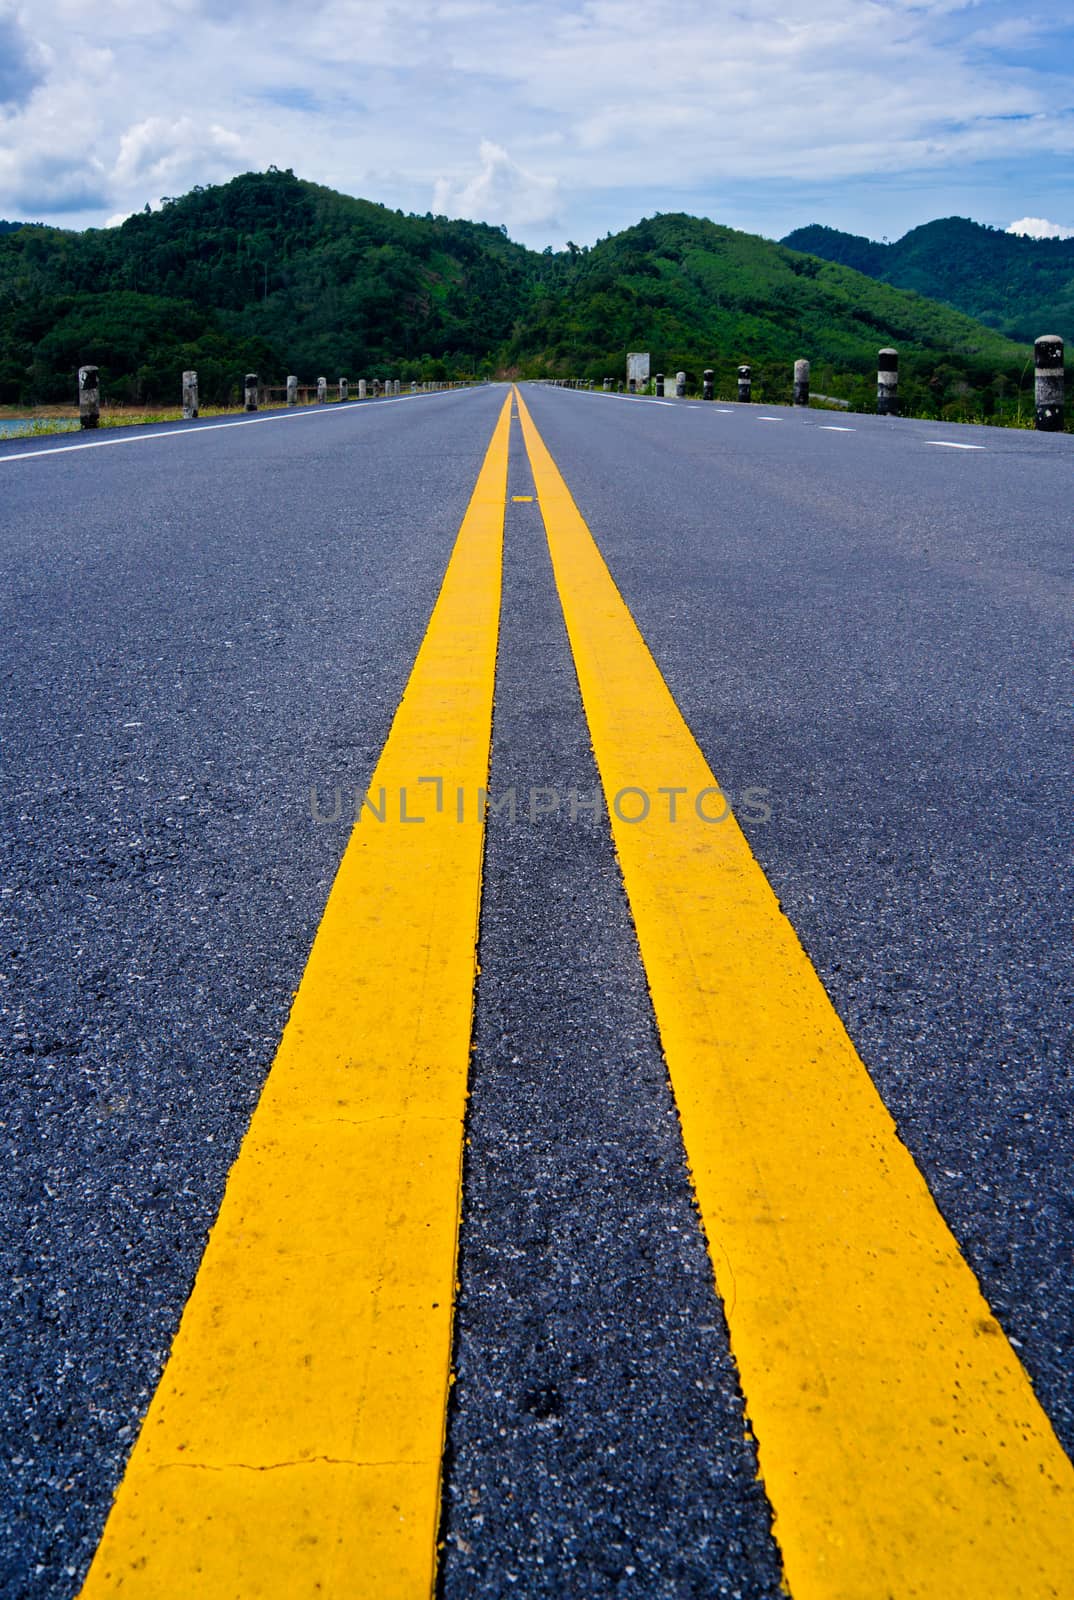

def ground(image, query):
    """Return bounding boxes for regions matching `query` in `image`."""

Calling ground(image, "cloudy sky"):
[1,0,1073,246]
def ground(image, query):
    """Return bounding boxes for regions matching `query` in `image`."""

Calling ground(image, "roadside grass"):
[0,400,341,438]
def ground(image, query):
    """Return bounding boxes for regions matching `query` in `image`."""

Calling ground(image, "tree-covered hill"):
[0,172,1035,418]
[782,218,1074,344]
[0,169,539,403]
[505,212,1030,415]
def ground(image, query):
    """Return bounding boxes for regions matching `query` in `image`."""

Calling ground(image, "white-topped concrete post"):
[78,365,100,429]
[182,370,198,420]
[877,348,899,416]
[358,379,367,399]
[675,371,686,398]
[794,359,810,406]
[317,377,327,404]
[1035,335,1064,431]
[703,369,714,401]
[287,375,298,406]
[737,365,751,402]
[655,373,665,397]
[339,378,349,402]
[244,373,258,412]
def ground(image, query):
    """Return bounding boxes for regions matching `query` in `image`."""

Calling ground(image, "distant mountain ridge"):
[0,172,1035,421]
[781,219,1074,343]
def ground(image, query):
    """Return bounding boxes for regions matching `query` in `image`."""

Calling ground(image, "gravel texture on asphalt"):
[439,415,784,1598]
[0,391,502,1597]
[2,385,1070,1597]
[516,384,1074,1461]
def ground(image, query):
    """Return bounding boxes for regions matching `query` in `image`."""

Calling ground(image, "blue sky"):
[1,0,1073,246]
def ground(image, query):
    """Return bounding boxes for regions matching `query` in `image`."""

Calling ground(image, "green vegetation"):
[504,213,1034,421]
[0,172,1046,423]
[0,170,532,404]
[782,219,1074,344]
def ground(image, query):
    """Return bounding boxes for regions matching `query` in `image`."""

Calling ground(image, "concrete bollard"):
[794,359,810,406]
[628,378,636,394]
[182,369,198,420]
[244,373,259,412]
[603,378,611,391]
[78,365,100,429]
[737,365,752,403]
[617,380,623,393]
[287,375,298,407]
[317,377,327,404]
[703,369,714,401]
[1035,335,1065,431]
[394,379,400,395]
[676,371,686,398]
[358,380,367,400]
[877,348,899,416]
[339,378,349,402]
[655,373,665,397]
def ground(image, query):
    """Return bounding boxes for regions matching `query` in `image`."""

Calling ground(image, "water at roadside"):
[0,416,80,439]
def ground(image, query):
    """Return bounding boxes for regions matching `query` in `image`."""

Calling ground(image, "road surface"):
[1,385,1071,1598]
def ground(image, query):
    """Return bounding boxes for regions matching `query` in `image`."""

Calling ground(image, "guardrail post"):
[244,373,258,412]
[794,359,810,406]
[1035,335,1065,431]
[317,377,327,404]
[182,369,198,420]
[655,373,665,397]
[675,371,686,398]
[737,364,752,403]
[877,348,899,416]
[394,379,400,395]
[78,365,100,429]
[358,379,367,400]
[339,378,349,402]
[287,375,298,406]
[703,369,714,401]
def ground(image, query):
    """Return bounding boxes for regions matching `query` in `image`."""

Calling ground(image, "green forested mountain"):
[782,219,1074,344]
[0,171,1035,417]
[504,213,1029,416]
[0,169,538,403]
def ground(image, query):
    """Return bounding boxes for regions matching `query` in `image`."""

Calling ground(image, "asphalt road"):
[1,387,1070,1598]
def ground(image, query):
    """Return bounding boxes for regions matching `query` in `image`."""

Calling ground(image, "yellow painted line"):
[81,392,513,1599]
[514,386,1074,1600]
[511,494,534,502]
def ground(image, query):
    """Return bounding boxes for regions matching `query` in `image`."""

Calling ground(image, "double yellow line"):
[82,390,1073,1599]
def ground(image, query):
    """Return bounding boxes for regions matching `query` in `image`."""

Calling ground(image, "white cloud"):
[0,0,1073,243]
[433,140,559,228]
[113,117,246,192]
[1007,216,1074,239]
